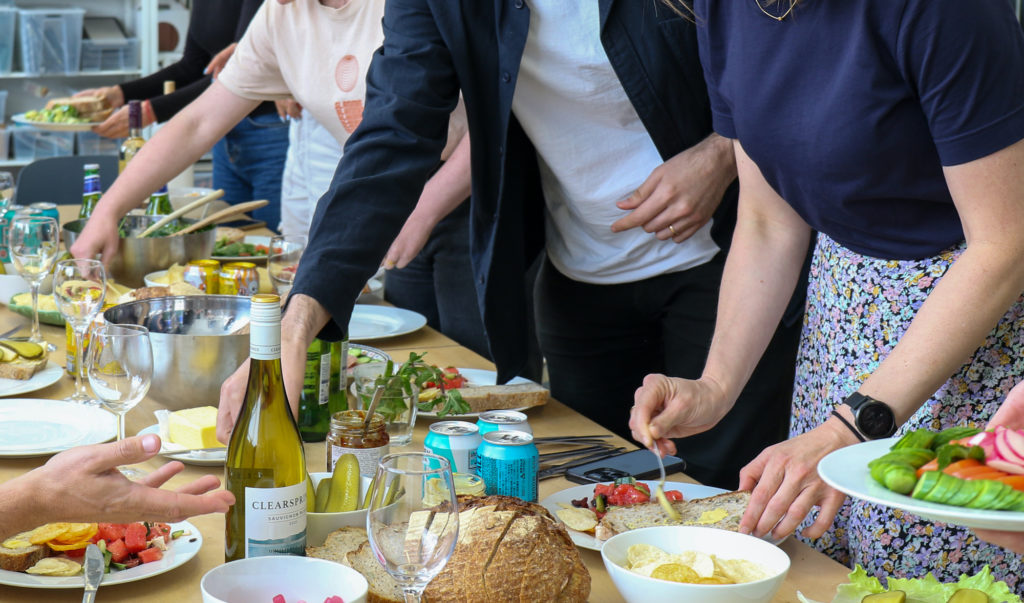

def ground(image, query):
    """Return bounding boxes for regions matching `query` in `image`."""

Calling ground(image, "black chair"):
[14,155,118,207]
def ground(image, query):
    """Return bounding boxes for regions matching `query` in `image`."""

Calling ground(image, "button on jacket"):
[291,0,735,381]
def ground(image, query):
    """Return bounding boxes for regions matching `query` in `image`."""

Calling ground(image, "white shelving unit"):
[1,0,158,170]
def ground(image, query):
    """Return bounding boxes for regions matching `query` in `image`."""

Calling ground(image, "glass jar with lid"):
[326,410,390,476]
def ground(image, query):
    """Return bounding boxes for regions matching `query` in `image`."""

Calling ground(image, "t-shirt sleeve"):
[217,1,292,101]
[694,0,735,139]
[898,0,1024,166]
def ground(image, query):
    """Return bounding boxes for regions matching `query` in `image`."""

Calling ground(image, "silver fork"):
[652,441,681,519]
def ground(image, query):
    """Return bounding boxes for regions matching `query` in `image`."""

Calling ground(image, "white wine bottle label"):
[244,481,307,557]
[318,352,331,406]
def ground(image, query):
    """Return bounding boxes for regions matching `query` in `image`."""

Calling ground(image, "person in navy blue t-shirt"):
[632,0,1024,587]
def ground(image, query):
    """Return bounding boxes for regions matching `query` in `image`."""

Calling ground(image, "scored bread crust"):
[457,383,549,413]
[595,490,751,541]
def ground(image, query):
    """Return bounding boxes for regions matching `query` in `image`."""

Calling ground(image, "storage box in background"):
[18,7,85,74]
[77,130,119,156]
[12,126,75,160]
[0,127,9,161]
[0,90,7,124]
[80,38,138,72]
[0,7,15,74]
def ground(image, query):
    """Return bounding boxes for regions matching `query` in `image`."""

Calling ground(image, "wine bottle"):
[145,185,173,216]
[118,100,145,174]
[79,163,102,219]
[297,338,331,442]
[329,339,350,415]
[225,294,307,561]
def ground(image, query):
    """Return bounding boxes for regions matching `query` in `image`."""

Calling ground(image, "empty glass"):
[268,234,306,298]
[367,452,459,603]
[353,362,418,446]
[87,324,153,479]
[53,259,107,404]
[7,216,59,348]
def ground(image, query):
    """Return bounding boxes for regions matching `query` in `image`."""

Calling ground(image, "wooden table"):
[0,208,852,601]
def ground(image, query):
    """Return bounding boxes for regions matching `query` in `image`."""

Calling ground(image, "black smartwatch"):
[842,392,897,439]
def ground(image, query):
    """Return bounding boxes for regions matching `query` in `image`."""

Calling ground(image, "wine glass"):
[53,259,107,404]
[0,172,14,210]
[268,234,306,298]
[87,324,153,479]
[367,452,459,603]
[7,216,60,349]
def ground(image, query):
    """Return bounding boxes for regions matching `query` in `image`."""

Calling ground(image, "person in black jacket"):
[216,0,805,490]
[77,0,287,229]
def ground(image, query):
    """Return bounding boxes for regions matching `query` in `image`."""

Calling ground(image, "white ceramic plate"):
[418,368,535,418]
[348,304,427,341]
[12,113,103,132]
[138,424,225,466]
[0,398,116,457]
[0,361,64,397]
[0,521,202,589]
[211,235,272,263]
[539,481,728,551]
[819,438,1024,531]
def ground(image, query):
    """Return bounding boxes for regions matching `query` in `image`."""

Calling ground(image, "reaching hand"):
[91,101,155,139]
[383,213,437,270]
[628,374,730,453]
[217,339,305,444]
[12,434,233,532]
[610,137,733,243]
[69,214,121,265]
[737,422,853,540]
[972,379,1024,553]
[75,85,124,109]
[275,99,303,120]
[205,43,238,80]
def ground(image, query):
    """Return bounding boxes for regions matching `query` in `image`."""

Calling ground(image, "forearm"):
[91,84,255,223]
[860,242,1024,422]
[414,135,471,224]
[281,294,331,349]
[0,473,50,536]
[700,132,737,185]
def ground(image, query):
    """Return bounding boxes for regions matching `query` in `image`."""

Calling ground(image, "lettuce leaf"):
[796,565,1019,603]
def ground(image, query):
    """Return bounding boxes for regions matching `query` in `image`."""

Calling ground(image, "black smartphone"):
[564,448,685,484]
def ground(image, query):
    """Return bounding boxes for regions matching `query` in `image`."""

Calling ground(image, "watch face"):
[858,403,895,438]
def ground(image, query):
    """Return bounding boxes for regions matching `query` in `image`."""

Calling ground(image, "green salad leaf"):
[796,565,1020,603]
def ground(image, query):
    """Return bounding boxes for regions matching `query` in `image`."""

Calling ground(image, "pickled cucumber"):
[861,591,905,603]
[314,477,333,513]
[324,454,361,512]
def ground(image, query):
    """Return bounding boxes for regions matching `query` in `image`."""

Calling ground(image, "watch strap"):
[830,409,866,442]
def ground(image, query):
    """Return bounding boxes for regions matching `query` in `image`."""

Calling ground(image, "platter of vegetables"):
[818,426,1024,531]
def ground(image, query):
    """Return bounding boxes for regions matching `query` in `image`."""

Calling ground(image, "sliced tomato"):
[664,490,684,501]
[440,367,467,389]
[107,538,129,564]
[942,459,983,475]
[124,523,148,554]
[97,523,127,543]
[121,557,142,569]
[917,458,939,478]
[997,476,1024,492]
[633,482,651,497]
[593,483,615,499]
[64,546,86,559]
[146,522,172,542]
[610,484,650,505]
[136,547,163,564]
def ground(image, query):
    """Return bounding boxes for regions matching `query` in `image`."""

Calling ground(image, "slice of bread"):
[0,356,48,381]
[458,383,549,413]
[595,490,751,541]
[304,526,368,565]
[0,541,52,572]
[347,541,404,603]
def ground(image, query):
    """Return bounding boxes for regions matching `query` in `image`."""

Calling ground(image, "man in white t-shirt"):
[217,0,806,489]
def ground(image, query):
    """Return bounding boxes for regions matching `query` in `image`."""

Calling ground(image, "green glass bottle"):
[328,338,350,415]
[225,294,307,561]
[297,338,332,442]
[145,185,173,216]
[79,164,101,219]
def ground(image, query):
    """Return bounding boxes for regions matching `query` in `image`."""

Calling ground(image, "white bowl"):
[200,555,368,603]
[601,526,790,603]
[144,269,169,288]
[307,472,374,547]
[0,273,31,303]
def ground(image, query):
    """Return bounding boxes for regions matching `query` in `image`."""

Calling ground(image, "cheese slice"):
[168,406,222,449]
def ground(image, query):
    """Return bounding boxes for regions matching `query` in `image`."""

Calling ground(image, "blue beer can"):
[476,430,539,502]
[27,202,60,224]
[424,421,481,474]
[477,410,532,437]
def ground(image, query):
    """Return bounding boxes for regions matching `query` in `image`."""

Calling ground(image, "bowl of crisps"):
[601,526,790,603]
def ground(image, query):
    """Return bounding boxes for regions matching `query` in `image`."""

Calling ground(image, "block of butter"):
[168,406,223,449]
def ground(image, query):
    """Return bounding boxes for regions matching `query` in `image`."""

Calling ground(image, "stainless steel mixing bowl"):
[104,295,250,410]
[63,215,217,287]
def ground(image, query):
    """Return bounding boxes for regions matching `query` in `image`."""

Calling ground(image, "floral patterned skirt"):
[793,233,1024,590]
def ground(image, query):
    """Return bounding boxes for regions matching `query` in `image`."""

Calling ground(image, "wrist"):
[110,86,125,107]
[823,408,865,448]
[141,100,156,126]
[281,294,328,349]
[0,473,49,534]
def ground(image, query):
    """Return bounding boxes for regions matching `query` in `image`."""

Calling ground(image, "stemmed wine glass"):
[268,234,306,298]
[367,452,459,603]
[7,216,60,349]
[53,259,107,404]
[0,172,14,210]
[87,324,153,479]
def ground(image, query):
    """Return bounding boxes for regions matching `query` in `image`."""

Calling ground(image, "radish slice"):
[1004,428,1024,458]
[995,430,1024,465]
[986,459,1024,475]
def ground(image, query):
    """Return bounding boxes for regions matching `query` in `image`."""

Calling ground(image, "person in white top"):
[69,0,468,270]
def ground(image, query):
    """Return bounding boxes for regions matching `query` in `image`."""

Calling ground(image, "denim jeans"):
[212,113,289,230]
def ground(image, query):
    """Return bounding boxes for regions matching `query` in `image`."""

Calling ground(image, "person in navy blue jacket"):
[217,0,804,490]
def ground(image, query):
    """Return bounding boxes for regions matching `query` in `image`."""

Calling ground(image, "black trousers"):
[534,254,801,490]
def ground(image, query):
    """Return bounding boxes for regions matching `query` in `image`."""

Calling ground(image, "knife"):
[82,543,104,603]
